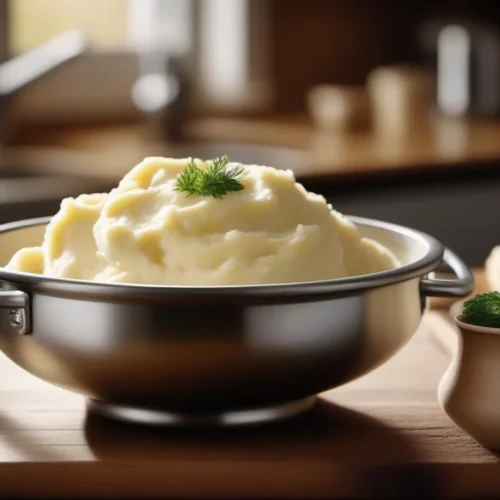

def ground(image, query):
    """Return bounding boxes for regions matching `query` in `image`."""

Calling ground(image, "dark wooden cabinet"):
[324,170,500,267]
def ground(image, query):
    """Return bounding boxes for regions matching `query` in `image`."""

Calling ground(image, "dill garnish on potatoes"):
[174,155,245,199]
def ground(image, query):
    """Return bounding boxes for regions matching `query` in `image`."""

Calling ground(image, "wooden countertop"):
[7,116,500,185]
[0,270,499,499]
[190,116,500,174]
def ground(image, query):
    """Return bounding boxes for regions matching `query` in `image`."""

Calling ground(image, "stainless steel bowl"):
[0,216,473,427]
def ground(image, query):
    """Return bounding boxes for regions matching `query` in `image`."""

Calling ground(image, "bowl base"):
[87,397,317,427]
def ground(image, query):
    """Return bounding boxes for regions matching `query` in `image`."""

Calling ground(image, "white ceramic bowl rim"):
[454,314,500,335]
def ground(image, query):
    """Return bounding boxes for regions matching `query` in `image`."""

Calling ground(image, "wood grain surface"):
[1,277,499,499]
[8,116,500,186]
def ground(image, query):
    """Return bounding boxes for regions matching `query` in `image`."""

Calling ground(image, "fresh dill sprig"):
[462,291,500,328]
[174,155,245,199]
[199,155,245,199]
[173,159,201,196]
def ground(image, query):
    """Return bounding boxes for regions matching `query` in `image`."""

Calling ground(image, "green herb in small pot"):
[462,292,500,328]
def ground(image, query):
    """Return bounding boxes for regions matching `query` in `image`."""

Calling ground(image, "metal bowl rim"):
[0,215,443,300]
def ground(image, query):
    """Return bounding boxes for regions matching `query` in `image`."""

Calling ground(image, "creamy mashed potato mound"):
[6,157,399,285]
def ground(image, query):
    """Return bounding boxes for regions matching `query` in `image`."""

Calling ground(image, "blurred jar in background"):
[418,20,500,118]
[367,65,435,140]
[307,85,370,133]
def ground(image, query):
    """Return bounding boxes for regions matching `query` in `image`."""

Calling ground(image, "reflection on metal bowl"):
[0,216,473,427]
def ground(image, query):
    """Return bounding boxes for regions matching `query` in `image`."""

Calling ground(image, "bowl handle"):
[420,248,475,298]
[0,290,30,335]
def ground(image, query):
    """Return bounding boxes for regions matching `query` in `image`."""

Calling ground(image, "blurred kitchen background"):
[2,0,500,265]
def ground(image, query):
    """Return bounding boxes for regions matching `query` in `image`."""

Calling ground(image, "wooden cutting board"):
[0,274,499,499]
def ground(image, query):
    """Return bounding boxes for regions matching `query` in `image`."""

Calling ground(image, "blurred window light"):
[10,0,128,53]
[4,0,270,119]
[128,0,192,55]
[10,0,193,55]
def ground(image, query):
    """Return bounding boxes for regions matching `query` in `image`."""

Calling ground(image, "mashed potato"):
[6,157,398,285]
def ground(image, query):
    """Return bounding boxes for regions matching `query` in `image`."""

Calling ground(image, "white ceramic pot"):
[438,311,500,450]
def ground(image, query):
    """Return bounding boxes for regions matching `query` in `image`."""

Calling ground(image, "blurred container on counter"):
[419,20,500,118]
[307,85,370,133]
[367,65,435,139]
